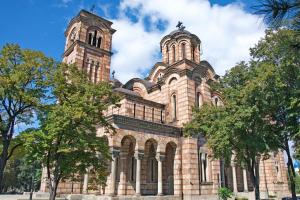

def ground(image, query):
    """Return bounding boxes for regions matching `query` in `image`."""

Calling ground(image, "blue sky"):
[1,0,299,162]
[0,0,265,82]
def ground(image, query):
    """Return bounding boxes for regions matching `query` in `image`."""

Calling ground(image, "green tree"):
[0,135,41,193]
[255,0,300,30]
[185,62,278,200]
[249,29,300,200]
[185,29,300,200]
[0,44,53,192]
[23,63,119,200]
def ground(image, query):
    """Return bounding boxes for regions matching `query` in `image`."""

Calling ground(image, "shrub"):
[218,187,233,200]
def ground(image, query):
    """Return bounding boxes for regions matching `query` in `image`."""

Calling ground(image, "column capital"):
[111,148,120,158]
[156,153,165,162]
[134,150,144,160]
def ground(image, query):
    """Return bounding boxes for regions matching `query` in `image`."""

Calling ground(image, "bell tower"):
[63,10,116,82]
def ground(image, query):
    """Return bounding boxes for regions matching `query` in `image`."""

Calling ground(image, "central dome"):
[160,26,201,65]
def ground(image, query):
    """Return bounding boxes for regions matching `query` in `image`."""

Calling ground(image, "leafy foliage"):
[218,187,233,200]
[255,0,300,30]
[22,62,120,200]
[296,174,300,193]
[0,44,54,192]
[185,29,300,200]
[1,136,41,193]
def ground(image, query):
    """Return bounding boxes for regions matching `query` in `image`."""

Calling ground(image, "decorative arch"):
[69,27,77,42]
[141,138,159,195]
[211,93,224,107]
[117,135,137,194]
[147,62,167,82]
[163,142,177,195]
[168,77,177,85]
[132,82,148,97]
[165,73,180,86]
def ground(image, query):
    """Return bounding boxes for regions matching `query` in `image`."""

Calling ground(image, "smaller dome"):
[168,29,192,36]
[110,78,123,88]
[160,27,201,47]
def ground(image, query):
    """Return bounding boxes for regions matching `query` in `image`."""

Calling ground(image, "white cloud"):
[109,0,266,83]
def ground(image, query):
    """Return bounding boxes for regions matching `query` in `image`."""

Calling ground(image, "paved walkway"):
[0,195,30,200]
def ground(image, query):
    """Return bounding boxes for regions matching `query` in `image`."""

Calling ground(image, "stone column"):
[156,153,165,196]
[135,151,144,196]
[201,153,206,182]
[231,162,238,193]
[83,172,89,194]
[243,169,248,192]
[118,152,127,195]
[109,149,119,196]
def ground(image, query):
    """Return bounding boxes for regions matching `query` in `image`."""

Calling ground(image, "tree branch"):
[6,143,22,160]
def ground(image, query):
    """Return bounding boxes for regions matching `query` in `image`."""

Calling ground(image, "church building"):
[40,10,289,200]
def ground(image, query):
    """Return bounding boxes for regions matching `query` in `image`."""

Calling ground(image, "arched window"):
[214,98,218,106]
[191,45,195,61]
[166,46,169,64]
[69,28,77,43]
[181,43,186,59]
[199,152,208,182]
[196,92,203,107]
[160,109,163,123]
[92,30,97,46]
[87,29,102,48]
[172,94,177,120]
[172,46,176,63]
[88,33,93,45]
[143,105,146,120]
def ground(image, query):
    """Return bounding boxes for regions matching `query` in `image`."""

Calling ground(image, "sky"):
[0,0,266,83]
[1,1,299,163]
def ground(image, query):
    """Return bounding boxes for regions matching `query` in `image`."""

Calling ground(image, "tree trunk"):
[0,119,14,193]
[49,180,59,200]
[248,159,261,200]
[285,138,297,200]
[0,139,10,193]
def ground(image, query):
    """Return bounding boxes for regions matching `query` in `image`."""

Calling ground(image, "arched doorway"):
[117,135,136,195]
[163,142,176,195]
[141,139,158,195]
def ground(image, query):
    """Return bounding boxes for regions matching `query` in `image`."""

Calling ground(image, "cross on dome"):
[176,21,185,31]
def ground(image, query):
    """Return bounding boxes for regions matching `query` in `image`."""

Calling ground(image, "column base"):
[108,193,116,197]
[157,193,164,196]
[135,193,141,196]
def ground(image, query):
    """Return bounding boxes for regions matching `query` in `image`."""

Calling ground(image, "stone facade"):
[40,10,289,200]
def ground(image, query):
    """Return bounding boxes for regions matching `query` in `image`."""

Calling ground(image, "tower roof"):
[160,27,201,48]
[64,9,116,36]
